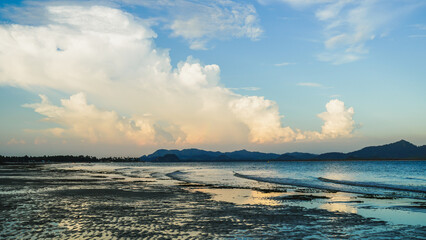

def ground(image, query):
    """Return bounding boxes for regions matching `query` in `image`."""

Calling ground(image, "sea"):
[72,160,426,226]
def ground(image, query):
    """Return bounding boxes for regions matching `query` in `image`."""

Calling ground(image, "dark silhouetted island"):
[1,140,425,164]
[141,140,426,162]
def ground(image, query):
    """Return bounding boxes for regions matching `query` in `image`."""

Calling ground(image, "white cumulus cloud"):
[318,99,355,138]
[23,93,157,145]
[1,4,355,148]
[229,96,298,143]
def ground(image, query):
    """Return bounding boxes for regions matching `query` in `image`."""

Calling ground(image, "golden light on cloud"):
[1,5,356,148]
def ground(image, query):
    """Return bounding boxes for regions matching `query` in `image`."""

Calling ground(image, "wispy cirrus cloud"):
[274,62,295,67]
[298,82,323,87]
[258,0,333,8]
[409,35,426,38]
[412,24,426,31]
[261,0,422,64]
[124,0,263,50]
[409,24,426,38]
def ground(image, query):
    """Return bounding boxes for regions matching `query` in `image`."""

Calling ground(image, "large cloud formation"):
[1,5,355,147]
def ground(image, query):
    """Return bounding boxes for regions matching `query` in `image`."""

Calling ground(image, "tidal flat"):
[1,163,425,239]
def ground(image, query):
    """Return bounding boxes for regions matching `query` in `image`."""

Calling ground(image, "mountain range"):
[140,140,426,162]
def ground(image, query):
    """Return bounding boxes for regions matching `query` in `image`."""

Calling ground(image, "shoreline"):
[1,158,426,166]
[1,163,425,239]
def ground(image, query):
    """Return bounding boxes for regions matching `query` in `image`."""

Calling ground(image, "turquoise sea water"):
[64,160,426,226]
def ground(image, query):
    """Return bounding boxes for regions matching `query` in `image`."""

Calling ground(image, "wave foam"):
[234,172,426,200]
[318,177,426,194]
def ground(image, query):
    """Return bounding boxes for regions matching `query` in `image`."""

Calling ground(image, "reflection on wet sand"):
[320,193,358,214]
[56,163,426,227]
[191,186,357,215]
[1,163,426,239]
[319,166,358,214]
[191,188,283,206]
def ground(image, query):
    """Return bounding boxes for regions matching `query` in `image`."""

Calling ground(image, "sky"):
[0,0,425,157]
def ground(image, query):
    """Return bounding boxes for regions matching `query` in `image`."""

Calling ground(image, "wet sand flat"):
[1,164,425,239]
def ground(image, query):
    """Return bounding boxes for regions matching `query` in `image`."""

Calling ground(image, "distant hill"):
[140,148,223,161]
[225,150,280,161]
[346,140,422,159]
[315,152,347,160]
[141,149,280,162]
[276,152,318,160]
[287,139,426,161]
[140,140,426,162]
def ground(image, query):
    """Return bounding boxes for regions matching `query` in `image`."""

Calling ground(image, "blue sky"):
[0,0,425,156]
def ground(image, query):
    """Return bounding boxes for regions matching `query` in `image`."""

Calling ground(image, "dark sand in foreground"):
[1,164,425,239]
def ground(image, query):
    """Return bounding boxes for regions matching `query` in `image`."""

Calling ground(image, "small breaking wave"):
[318,177,426,194]
[165,170,190,182]
[234,172,361,194]
[404,176,426,182]
[234,172,426,200]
